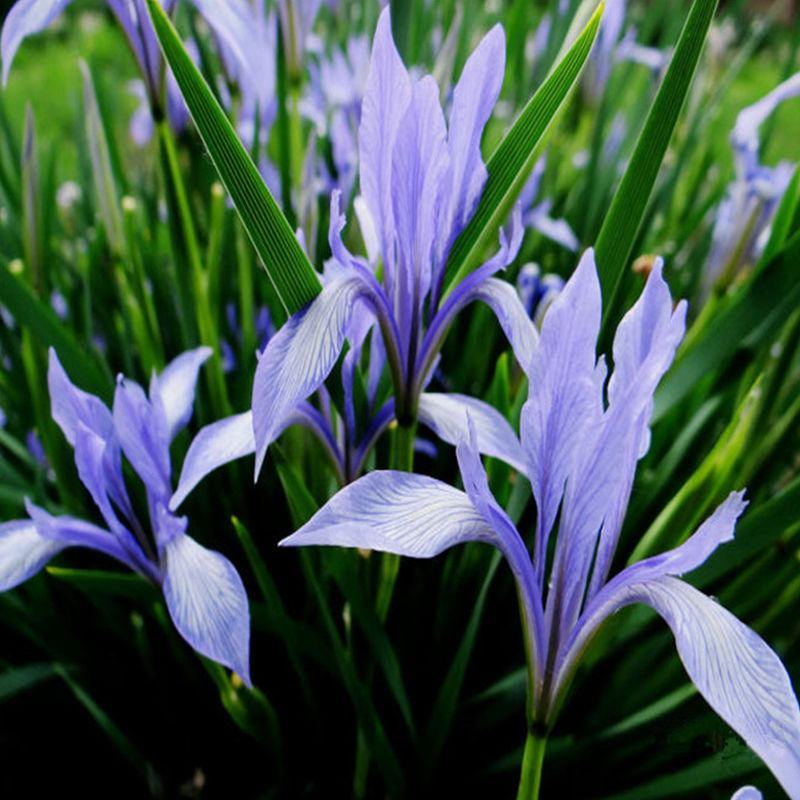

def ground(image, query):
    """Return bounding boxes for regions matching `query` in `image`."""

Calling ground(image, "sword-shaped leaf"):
[144,0,321,316]
[595,0,719,341]
[443,3,603,293]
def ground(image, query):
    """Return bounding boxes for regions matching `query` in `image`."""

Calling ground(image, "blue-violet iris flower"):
[0,348,251,685]
[168,8,536,504]
[281,249,800,797]
[704,71,800,296]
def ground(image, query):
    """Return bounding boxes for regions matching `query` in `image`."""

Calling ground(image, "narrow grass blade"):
[654,234,800,419]
[80,62,125,257]
[145,0,321,316]
[595,0,718,342]
[0,662,60,701]
[443,3,603,293]
[0,257,111,398]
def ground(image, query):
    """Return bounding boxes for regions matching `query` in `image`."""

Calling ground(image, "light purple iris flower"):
[519,155,579,252]
[277,0,329,77]
[282,249,800,797]
[0,348,251,685]
[302,34,371,203]
[704,72,800,296]
[587,0,667,100]
[168,9,536,505]
[1,1,264,145]
[1,0,176,98]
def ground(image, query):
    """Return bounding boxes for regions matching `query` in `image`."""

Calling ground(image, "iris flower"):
[168,8,535,504]
[281,250,800,797]
[704,71,800,296]
[1,0,271,148]
[0,348,251,684]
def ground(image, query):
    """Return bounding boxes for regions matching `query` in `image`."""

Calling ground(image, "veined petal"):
[113,377,171,502]
[625,578,800,799]
[583,262,687,597]
[392,75,449,325]
[171,412,255,511]
[0,518,64,591]
[608,260,685,457]
[357,7,412,265]
[280,471,494,557]
[149,347,212,443]
[521,249,600,579]
[251,273,377,476]
[48,348,113,446]
[162,533,251,686]
[440,24,505,257]
[1,0,73,85]
[418,392,525,473]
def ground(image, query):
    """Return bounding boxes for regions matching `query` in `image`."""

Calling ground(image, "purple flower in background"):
[516,263,564,327]
[704,72,800,296]
[282,249,800,798]
[519,155,579,252]
[587,0,668,100]
[25,429,47,468]
[50,290,69,321]
[127,37,198,145]
[1,1,176,98]
[169,9,535,505]
[1,0,259,142]
[302,34,371,203]
[0,348,251,684]
[278,0,329,77]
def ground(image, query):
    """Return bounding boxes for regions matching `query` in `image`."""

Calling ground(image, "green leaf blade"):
[443,3,603,293]
[145,0,321,316]
[595,0,719,339]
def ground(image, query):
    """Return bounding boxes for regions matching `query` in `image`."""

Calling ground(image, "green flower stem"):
[516,729,547,800]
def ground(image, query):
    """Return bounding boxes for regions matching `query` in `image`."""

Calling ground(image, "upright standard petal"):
[357,7,412,264]
[439,24,505,258]
[162,533,251,686]
[391,75,449,328]
[113,377,171,501]
[0,519,64,591]
[48,348,113,445]
[521,249,601,578]
[584,262,687,595]
[1,0,73,85]
[149,347,212,443]
[251,274,376,475]
[280,471,494,557]
[418,393,526,473]
[551,261,687,626]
